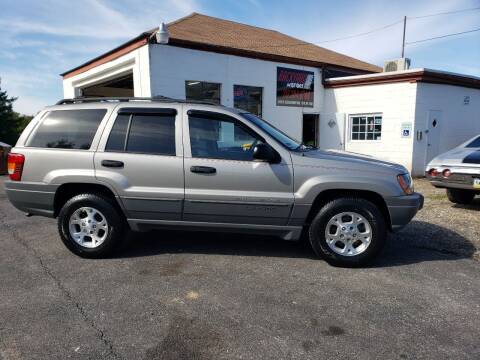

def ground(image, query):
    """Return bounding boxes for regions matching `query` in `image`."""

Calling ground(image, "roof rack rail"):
[55,96,218,106]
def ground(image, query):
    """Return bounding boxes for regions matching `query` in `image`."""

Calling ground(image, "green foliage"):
[0,79,33,145]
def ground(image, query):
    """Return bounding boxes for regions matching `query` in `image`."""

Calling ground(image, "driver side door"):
[183,109,294,225]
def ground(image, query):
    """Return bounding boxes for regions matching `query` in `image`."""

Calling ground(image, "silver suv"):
[5,97,423,266]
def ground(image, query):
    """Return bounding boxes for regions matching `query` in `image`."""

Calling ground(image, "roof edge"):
[168,38,376,74]
[60,12,201,78]
[324,69,480,90]
[61,32,151,78]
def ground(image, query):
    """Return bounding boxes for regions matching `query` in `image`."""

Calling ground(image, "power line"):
[244,6,479,50]
[409,6,480,19]
[245,19,403,49]
[406,27,480,45]
[316,19,404,44]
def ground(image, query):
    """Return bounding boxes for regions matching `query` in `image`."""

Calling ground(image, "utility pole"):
[401,15,407,58]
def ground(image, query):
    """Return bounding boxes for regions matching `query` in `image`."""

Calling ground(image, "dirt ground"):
[407,178,479,260]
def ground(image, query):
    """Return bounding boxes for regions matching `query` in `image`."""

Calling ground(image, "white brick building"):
[62,13,480,176]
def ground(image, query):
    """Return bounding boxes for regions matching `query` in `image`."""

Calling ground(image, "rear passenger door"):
[94,106,184,221]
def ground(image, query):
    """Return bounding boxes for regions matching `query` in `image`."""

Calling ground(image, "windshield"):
[466,136,480,148]
[240,113,305,151]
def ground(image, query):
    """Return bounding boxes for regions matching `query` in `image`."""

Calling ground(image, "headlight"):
[397,173,414,195]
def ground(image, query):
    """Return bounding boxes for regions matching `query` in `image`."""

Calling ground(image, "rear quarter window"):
[27,109,107,149]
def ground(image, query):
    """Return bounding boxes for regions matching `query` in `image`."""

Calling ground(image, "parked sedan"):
[426,135,480,204]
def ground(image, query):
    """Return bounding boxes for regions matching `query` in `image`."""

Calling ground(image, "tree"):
[0,79,33,145]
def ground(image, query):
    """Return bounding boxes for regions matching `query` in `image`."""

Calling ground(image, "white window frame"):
[349,113,383,142]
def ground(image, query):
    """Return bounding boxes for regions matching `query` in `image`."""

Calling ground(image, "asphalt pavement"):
[0,176,479,359]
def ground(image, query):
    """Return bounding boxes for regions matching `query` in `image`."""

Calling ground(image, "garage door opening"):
[81,73,134,97]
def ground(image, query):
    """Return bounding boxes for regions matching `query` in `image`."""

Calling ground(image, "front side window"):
[185,81,221,104]
[350,114,382,141]
[27,109,107,149]
[189,114,262,161]
[105,113,176,155]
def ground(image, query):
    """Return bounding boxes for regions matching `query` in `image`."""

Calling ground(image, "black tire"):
[446,188,475,205]
[308,198,387,267]
[58,193,125,258]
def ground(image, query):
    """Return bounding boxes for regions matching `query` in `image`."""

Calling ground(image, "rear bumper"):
[428,178,480,192]
[4,181,57,217]
[426,167,480,191]
[386,192,424,231]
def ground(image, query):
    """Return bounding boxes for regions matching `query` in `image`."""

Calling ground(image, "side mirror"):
[253,143,281,163]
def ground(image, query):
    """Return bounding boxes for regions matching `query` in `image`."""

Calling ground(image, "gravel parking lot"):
[1,176,479,359]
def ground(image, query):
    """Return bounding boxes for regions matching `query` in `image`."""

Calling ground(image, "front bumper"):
[386,192,424,231]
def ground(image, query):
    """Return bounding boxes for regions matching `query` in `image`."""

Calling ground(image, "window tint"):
[28,109,106,149]
[466,136,480,148]
[105,114,129,151]
[350,114,382,141]
[185,81,221,104]
[189,115,261,161]
[127,115,176,155]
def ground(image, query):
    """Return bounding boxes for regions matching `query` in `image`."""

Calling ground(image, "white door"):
[319,113,345,150]
[426,110,442,163]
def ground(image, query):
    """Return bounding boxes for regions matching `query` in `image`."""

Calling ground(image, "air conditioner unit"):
[383,58,411,72]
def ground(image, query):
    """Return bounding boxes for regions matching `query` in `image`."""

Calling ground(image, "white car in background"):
[426,135,480,204]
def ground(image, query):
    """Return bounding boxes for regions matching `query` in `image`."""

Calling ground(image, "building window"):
[185,81,221,104]
[233,85,263,117]
[350,114,382,141]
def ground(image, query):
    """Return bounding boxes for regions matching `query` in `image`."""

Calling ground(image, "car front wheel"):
[58,193,125,258]
[446,188,475,205]
[308,198,387,267]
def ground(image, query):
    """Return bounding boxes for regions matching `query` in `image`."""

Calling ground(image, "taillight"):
[7,153,25,181]
[442,169,451,178]
[427,168,439,177]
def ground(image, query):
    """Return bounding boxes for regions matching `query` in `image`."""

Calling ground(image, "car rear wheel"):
[308,198,387,267]
[58,193,125,258]
[446,188,475,205]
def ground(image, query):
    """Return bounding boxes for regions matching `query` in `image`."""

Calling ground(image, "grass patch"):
[427,193,447,201]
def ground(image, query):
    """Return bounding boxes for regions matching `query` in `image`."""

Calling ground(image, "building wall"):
[63,45,151,98]
[148,44,323,140]
[323,82,417,173]
[412,83,480,174]
[62,45,480,178]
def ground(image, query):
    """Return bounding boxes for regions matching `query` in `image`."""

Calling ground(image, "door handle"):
[101,160,124,168]
[190,166,216,174]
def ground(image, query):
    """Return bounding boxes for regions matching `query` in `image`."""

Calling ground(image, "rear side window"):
[466,136,480,148]
[106,113,176,155]
[27,109,106,149]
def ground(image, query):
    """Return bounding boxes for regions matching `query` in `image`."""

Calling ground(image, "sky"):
[1,0,479,115]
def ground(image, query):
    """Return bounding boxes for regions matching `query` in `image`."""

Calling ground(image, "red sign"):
[276,67,314,107]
